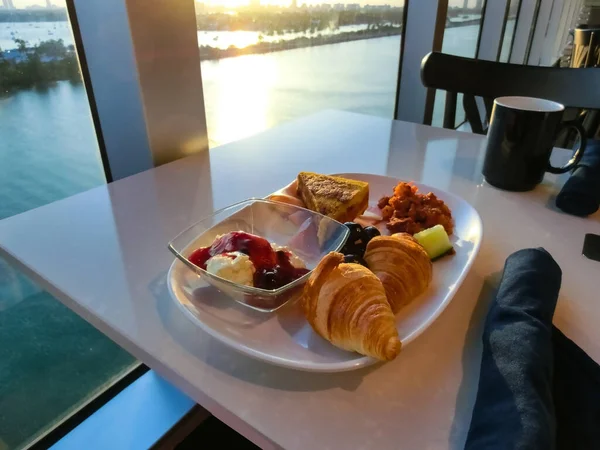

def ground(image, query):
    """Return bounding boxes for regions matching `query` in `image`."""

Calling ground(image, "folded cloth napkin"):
[465,248,600,450]
[556,139,600,217]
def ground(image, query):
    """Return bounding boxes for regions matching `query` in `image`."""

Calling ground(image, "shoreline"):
[199,27,401,61]
[1,21,483,93]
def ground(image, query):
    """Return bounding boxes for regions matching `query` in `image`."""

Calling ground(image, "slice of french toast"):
[297,172,369,223]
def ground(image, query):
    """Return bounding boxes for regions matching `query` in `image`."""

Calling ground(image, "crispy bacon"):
[378,182,454,235]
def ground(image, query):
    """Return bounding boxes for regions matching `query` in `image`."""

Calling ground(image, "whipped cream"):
[205,251,255,286]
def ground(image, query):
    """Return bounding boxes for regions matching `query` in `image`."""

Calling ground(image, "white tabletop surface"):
[1,110,598,449]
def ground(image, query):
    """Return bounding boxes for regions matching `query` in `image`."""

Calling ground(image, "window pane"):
[432,0,485,128]
[196,1,405,147]
[499,0,520,62]
[0,4,135,448]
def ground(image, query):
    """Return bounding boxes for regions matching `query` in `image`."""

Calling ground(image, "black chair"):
[420,51,600,135]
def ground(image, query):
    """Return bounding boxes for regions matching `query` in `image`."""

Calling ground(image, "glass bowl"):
[168,198,349,312]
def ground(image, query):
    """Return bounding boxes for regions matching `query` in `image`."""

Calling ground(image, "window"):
[499,0,521,62]
[432,0,486,127]
[195,0,405,147]
[0,4,135,448]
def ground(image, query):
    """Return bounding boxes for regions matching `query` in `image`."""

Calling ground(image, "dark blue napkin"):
[556,139,600,217]
[465,248,600,450]
[552,327,600,449]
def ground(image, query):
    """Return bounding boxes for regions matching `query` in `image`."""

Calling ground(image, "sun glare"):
[204,0,249,7]
[203,0,293,7]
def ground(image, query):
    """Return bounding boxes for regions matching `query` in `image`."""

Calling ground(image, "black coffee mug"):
[483,96,587,191]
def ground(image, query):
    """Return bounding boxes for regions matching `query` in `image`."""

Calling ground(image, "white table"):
[1,111,598,449]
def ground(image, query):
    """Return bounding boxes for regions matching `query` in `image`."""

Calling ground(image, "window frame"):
[395,0,448,125]
[553,0,583,66]
[67,0,154,181]
[28,365,149,450]
[541,0,566,65]
[511,0,542,64]
[553,0,574,61]
[528,0,557,65]
[68,0,209,181]
[477,0,510,62]
[500,0,523,63]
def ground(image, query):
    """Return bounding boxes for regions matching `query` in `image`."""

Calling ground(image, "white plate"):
[167,173,483,372]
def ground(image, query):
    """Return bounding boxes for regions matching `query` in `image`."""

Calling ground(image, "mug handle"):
[547,120,587,174]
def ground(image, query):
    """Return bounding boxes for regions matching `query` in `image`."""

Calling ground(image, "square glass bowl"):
[168,198,349,312]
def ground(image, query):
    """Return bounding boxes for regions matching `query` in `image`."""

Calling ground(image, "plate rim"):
[167,173,483,372]
[168,261,370,372]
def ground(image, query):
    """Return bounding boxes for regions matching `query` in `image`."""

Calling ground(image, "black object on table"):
[483,97,586,192]
[556,139,600,216]
[583,233,600,262]
[465,248,600,450]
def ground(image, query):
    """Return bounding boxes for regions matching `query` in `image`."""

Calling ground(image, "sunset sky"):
[13,0,476,8]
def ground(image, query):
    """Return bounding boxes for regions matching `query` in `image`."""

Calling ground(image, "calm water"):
[0,83,104,220]
[0,21,72,50]
[202,35,402,145]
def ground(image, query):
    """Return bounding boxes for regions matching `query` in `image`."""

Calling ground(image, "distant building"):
[346,3,360,11]
[365,4,391,10]
[309,3,330,10]
[2,0,15,9]
[46,0,53,8]
[290,0,297,8]
[476,0,483,9]
[2,49,29,63]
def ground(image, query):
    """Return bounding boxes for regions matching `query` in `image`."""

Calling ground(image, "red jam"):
[189,231,309,290]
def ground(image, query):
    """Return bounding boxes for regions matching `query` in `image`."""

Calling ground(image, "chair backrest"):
[420,52,600,134]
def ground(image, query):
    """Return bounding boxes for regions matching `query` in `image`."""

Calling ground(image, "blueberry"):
[363,226,381,241]
[259,270,280,290]
[354,242,367,255]
[344,222,364,238]
[341,241,366,257]
[344,221,367,246]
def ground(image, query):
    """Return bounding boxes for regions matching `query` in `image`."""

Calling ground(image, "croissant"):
[364,233,432,314]
[303,252,401,361]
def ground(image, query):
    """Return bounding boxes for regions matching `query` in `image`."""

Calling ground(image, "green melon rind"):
[414,224,453,260]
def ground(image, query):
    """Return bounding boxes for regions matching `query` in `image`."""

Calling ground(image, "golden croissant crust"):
[364,233,432,314]
[303,252,401,361]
